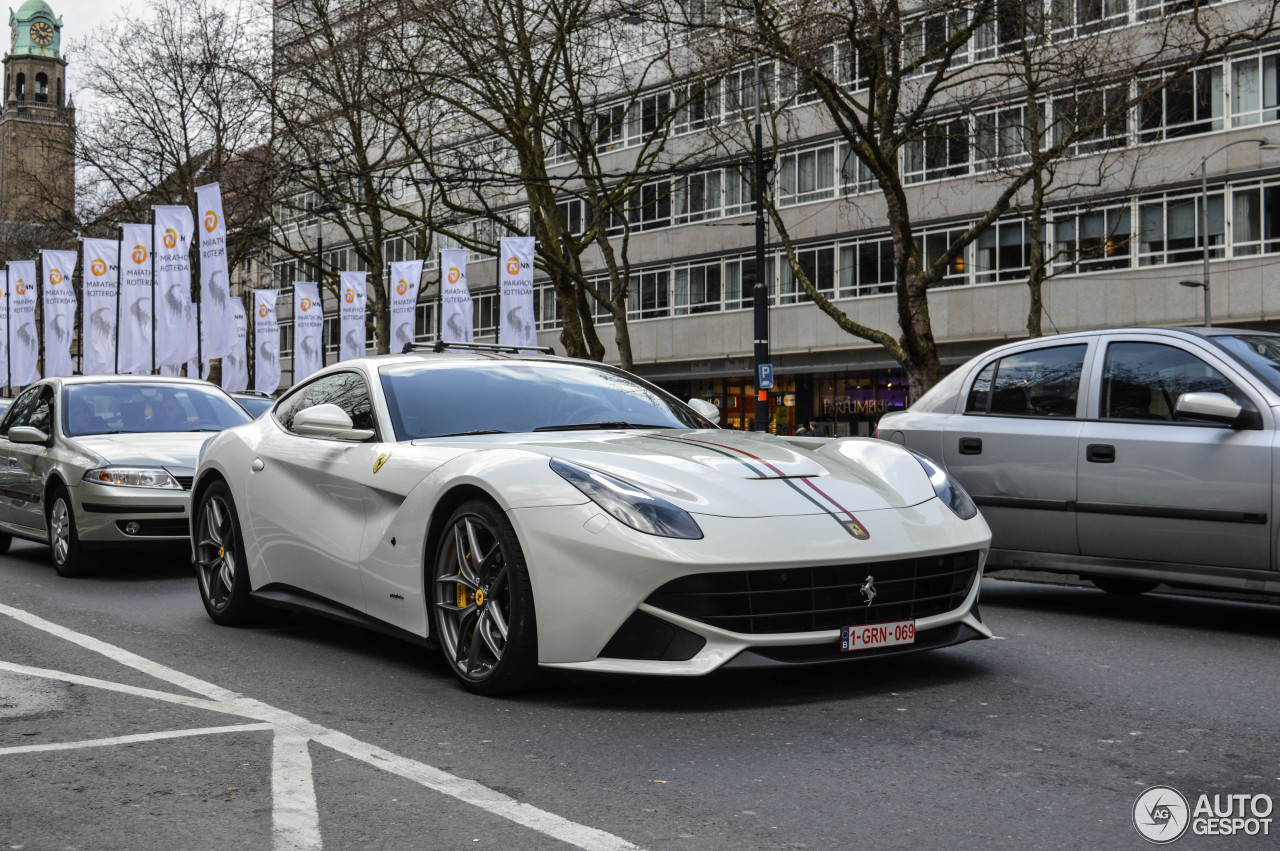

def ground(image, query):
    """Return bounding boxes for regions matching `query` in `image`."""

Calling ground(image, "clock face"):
[30,21,53,47]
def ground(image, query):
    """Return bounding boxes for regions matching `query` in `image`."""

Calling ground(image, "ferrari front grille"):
[645,550,980,635]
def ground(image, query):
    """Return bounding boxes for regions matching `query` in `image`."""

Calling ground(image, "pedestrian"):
[808,420,824,437]
[795,424,809,436]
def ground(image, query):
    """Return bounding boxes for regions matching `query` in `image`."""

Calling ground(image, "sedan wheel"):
[195,481,267,625]
[432,500,537,695]
[48,485,89,577]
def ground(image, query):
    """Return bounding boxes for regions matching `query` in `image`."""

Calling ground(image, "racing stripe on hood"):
[642,433,871,540]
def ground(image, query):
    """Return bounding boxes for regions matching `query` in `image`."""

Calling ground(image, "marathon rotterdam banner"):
[41,249,78,379]
[153,206,195,368]
[81,239,120,376]
[498,237,536,349]
[440,249,472,343]
[7,260,37,386]
[294,282,323,381]
[197,183,234,360]
[118,223,153,375]
[254,289,280,395]
[389,260,423,354]
[221,301,248,393]
[339,271,367,362]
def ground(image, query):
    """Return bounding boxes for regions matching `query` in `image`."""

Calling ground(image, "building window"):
[914,228,969,286]
[15,73,24,101]
[724,255,774,311]
[1139,66,1223,142]
[627,180,672,231]
[415,302,437,341]
[674,263,722,315]
[903,119,970,184]
[1054,206,1133,272]
[839,237,895,298]
[778,245,835,304]
[905,9,969,72]
[723,166,753,217]
[973,0,1034,61]
[1138,192,1224,266]
[627,93,671,147]
[628,269,671,320]
[34,72,47,103]
[974,219,1031,284]
[1137,0,1219,23]
[778,145,836,205]
[473,292,497,340]
[1231,51,1280,127]
[555,197,591,235]
[838,143,878,195]
[1231,182,1280,255]
[674,172,722,224]
[974,104,1037,171]
[533,283,562,331]
[1050,0,1128,37]
[594,105,626,153]
[674,81,720,134]
[1053,86,1128,153]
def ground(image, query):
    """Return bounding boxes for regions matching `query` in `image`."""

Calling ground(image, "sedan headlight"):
[83,467,182,490]
[550,459,703,540]
[909,451,978,520]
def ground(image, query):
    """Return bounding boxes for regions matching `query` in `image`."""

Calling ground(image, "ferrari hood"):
[490,429,937,517]
[72,432,213,470]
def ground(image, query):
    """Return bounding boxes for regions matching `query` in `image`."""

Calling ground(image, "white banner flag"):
[197,183,234,360]
[118,224,153,374]
[0,270,8,386]
[339,271,367,361]
[41,250,77,379]
[294,282,324,381]
[221,301,248,392]
[254,289,280,394]
[8,261,38,386]
[82,239,119,376]
[154,206,195,367]
[498,237,537,349]
[440,249,472,343]
[390,260,423,354]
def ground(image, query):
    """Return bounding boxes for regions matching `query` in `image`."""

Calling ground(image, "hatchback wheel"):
[431,499,538,695]
[48,485,89,577]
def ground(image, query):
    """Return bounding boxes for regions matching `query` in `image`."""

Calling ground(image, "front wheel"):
[194,481,267,625]
[431,499,538,695]
[48,485,89,577]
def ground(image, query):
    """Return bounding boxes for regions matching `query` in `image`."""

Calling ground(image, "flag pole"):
[114,229,122,375]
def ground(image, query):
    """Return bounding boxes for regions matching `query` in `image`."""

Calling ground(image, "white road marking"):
[0,723,274,755]
[0,602,640,851]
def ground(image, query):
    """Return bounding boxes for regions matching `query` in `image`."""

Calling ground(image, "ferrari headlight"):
[550,459,703,540]
[910,451,978,520]
[83,467,182,490]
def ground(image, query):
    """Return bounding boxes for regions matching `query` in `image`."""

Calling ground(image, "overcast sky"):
[34,0,140,91]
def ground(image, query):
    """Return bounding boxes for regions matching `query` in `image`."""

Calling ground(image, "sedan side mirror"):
[8,425,50,446]
[687,398,720,425]
[1174,391,1261,430]
[292,404,376,441]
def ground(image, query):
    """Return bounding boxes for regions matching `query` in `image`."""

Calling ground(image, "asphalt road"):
[1,539,1278,850]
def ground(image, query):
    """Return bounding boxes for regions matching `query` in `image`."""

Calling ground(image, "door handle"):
[251,458,265,472]
[958,437,982,455]
[1086,444,1115,463]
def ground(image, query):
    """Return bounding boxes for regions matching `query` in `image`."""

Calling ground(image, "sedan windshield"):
[379,361,710,440]
[1212,334,1280,395]
[63,383,252,437]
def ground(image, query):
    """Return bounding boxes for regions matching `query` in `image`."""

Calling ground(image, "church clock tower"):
[0,0,74,226]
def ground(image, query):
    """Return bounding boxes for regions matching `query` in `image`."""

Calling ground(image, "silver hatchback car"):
[876,326,1280,597]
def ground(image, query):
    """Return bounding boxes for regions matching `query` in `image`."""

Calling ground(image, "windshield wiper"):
[533,422,676,432]
[426,429,509,438]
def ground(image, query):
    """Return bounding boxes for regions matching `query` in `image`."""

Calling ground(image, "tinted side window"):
[275,372,375,435]
[0,387,40,435]
[26,388,53,433]
[968,345,1086,417]
[1102,342,1244,421]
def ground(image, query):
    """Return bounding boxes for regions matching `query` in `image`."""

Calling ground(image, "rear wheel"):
[48,485,89,577]
[1090,576,1160,596]
[194,481,268,625]
[431,499,538,695]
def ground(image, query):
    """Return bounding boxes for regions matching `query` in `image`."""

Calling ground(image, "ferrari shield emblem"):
[373,452,391,474]
[844,520,870,540]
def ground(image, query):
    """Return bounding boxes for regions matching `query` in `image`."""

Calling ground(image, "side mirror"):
[292,404,376,441]
[1174,391,1260,429]
[687,398,720,425]
[8,426,50,445]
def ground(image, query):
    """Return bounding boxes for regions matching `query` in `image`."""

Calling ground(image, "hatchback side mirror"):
[8,425,50,446]
[292,404,376,441]
[1174,391,1262,430]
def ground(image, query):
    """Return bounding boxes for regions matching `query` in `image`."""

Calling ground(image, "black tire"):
[48,485,89,577]
[431,499,538,695]
[1090,576,1160,596]
[194,481,268,625]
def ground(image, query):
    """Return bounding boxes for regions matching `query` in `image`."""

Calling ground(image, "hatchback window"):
[1101,342,1245,421]
[966,345,1085,417]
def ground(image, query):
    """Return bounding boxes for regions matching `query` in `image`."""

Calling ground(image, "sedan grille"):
[174,476,194,490]
[646,550,980,635]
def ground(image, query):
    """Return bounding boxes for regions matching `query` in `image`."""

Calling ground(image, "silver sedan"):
[0,375,251,575]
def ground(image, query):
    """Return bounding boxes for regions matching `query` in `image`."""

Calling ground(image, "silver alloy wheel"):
[49,498,70,565]
[196,494,236,611]
[434,514,510,681]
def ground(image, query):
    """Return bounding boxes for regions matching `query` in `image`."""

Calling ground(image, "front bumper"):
[507,499,992,676]
[71,481,191,544]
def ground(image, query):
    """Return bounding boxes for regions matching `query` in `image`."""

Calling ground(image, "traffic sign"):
[757,363,774,389]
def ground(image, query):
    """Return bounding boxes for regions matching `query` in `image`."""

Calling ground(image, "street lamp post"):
[751,47,770,432]
[1180,137,1277,327]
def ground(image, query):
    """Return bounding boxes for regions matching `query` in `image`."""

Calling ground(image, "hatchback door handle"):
[958,437,982,455]
[1086,444,1115,463]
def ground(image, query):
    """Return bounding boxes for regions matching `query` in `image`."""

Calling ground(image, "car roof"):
[57,374,217,387]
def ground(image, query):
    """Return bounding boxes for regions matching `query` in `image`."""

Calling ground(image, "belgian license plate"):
[840,619,916,652]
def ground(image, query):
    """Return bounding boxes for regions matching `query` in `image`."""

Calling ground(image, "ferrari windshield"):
[62,383,252,437]
[379,360,711,440]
